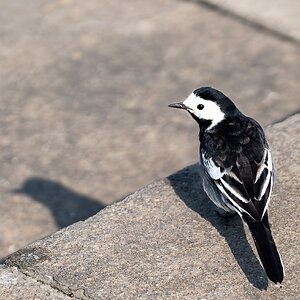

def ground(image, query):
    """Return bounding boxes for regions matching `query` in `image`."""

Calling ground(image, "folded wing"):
[201,148,273,221]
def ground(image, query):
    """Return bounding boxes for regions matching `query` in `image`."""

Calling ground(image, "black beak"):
[168,102,188,110]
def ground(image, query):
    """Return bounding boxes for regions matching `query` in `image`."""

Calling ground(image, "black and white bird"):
[169,87,284,284]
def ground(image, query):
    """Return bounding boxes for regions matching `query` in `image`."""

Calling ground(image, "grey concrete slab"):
[203,0,300,42]
[1,0,300,258]
[0,266,71,300]
[2,115,300,299]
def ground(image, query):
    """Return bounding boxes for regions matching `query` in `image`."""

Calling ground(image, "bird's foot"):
[215,209,237,229]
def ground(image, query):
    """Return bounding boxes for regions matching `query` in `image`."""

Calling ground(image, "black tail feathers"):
[246,214,284,284]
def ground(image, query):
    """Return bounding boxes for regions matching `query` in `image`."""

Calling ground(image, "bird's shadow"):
[168,164,268,290]
[13,177,106,229]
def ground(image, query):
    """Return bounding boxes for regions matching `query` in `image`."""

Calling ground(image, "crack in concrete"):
[11,267,77,299]
[18,268,96,300]
[3,247,88,299]
[185,0,300,46]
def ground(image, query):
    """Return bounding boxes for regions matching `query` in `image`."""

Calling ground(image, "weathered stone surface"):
[2,115,299,299]
[1,0,300,260]
[0,266,70,300]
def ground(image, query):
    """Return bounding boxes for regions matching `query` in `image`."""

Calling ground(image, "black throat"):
[189,112,212,141]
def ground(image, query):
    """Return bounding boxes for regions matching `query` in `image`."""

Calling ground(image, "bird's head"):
[169,87,240,130]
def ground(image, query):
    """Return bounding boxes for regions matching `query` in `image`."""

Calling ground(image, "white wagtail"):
[169,87,284,284]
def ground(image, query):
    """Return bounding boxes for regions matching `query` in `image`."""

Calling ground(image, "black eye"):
[197,104,204,110]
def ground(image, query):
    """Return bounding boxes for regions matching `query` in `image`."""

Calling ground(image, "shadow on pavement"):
[13,177,105,229]
[168,164,268,290]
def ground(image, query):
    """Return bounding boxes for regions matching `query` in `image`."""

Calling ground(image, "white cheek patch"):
[183,92,225,130]
[183,93,200,113]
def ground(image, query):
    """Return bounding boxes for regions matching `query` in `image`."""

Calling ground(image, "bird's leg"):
[215,208,237,229]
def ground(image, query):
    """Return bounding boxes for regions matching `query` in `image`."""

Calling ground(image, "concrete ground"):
[1,115,299,299]
[0,0,300,258]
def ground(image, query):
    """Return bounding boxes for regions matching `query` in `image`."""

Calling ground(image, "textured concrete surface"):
[204,0,300,41]
[0,266,70,299]
[1,0,300,258]
[1,115,299,299]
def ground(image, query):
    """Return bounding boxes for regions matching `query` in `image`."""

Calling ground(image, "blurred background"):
[0,0,299,258]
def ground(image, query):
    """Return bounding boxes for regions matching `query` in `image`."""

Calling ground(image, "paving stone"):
[0,266,70,300]
[1,0,299,259]
[2,115,299,299]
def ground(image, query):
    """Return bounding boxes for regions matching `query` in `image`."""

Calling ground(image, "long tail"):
[246,213,284,284]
